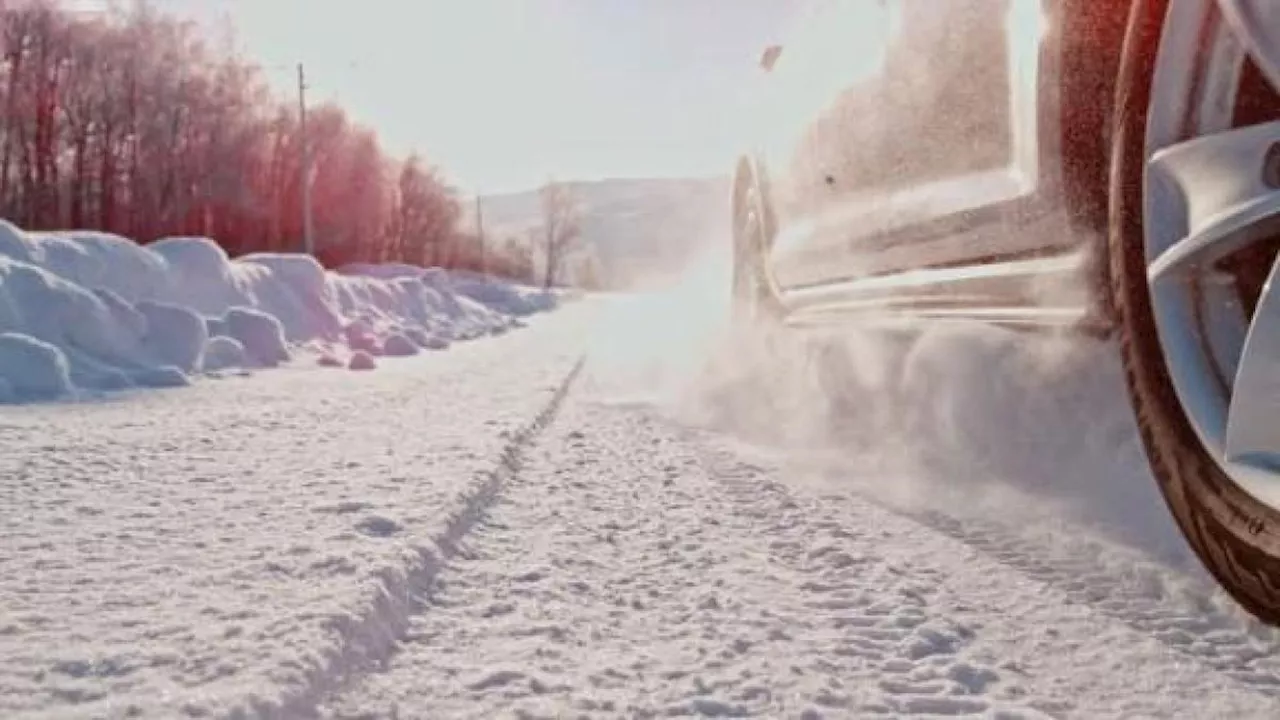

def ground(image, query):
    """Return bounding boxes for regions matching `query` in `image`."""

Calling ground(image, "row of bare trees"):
[0,0,543,278]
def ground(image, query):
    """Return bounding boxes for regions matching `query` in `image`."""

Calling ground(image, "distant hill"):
[479,176,730,289]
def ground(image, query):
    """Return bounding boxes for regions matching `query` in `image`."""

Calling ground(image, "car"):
[730,0,1280,625]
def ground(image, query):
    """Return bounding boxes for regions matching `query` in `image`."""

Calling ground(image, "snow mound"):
[382,333,419,357]
[0,332,71,400]
[240,253,343,342]
[344,319,382,355]
[147,237,259,314]
[138,301,207,372]
[129,365,190,389]
[348,350,377,371]
[0,220,557,401]
[406,327,449,351]
[340,264,557,317]
[203,336,247,372]
[91,287,147,336]
[223,307,290,368]
[20,227,172,302]
[0,258,150,391]
[450,273,558,317]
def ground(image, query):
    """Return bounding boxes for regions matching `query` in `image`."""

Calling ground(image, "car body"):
[736,0,1129,331]
[730,0,1280,626]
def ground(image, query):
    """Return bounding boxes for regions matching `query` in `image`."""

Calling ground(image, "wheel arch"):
[1056,0,1137,231]
[1054,0,1141,327]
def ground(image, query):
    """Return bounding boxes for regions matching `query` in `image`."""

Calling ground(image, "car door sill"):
[777,249,1108,333]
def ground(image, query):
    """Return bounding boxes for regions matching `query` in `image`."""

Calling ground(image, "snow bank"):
[203,336,246,372]
[0,219,558,401]
[0,332,71,400]
[348,350,377,371]
[223,307,290,368]
[137,301,206,372]
[382,333,419,357]
[450,272,558,317]
[340,263,558,318]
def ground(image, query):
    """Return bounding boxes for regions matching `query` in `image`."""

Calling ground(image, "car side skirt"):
[777,247,1114,336]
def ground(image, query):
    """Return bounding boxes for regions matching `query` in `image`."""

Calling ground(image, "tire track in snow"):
[319,397,1279,719]
[687,437,1280,717]
[910,510,1280,695]
[682,424,1280,706]
[274,355,586,719]
[688,444,1018,718]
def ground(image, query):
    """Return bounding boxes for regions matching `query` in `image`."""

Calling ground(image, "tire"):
[731,161,784,325]
[1109,0,1280,624]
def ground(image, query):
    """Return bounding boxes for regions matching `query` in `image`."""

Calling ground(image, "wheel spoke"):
[1218,0,1280,92]
[1146,121,1280,283]
[1225,252,1280,465]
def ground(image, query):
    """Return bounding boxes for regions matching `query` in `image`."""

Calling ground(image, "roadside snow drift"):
[0,220,556,401]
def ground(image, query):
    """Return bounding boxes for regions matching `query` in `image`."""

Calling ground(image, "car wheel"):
[731,164,784,327]
[1110,0,1280,623]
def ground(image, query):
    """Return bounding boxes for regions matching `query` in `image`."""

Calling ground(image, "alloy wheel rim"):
[1144,0,1280,508]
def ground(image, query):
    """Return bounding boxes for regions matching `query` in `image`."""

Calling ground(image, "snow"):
[0,219,558,401]
[0,305,589,719]
[0,332,71,400]
[381,333,419,357]
[136,301,206,372]
[127,364,189,389]
[343,318,382,355]
[448,271,559,317]
[222,307,291,368]
[8,276,1280,718]
[315,328,1280,718]
[202,335,247,372]
[0,259,151,387]
[340,263,558,318]
[348,349,378,371]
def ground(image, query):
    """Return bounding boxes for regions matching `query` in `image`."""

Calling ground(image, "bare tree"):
[0,0,514,276]
[538,180,581,289]
[392,153,459,268]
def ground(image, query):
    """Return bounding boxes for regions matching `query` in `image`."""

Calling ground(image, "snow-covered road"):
[318,394,1280,719]
[7,294,1280,718]
[0,302,587,719]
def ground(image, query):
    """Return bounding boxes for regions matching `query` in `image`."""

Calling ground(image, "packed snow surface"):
[0,304,590,719]
[0,220,556,401]
[6,287,1280,718]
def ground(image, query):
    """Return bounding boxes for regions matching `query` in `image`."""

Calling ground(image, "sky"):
[146,0,809,195]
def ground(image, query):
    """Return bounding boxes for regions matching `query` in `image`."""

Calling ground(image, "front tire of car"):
[1110,0,1280,625]
[731,161,784,327]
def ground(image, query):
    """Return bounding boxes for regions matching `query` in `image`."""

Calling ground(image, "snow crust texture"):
[9,294,1280,719]
[316,384,1280,719]
[0,220,556,400]
[0,305,589,719]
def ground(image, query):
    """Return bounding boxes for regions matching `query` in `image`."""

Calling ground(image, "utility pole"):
[475,192,486,276]
[298,63,314,256]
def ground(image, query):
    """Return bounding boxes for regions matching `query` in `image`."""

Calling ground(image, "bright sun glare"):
[159,0,811,194]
